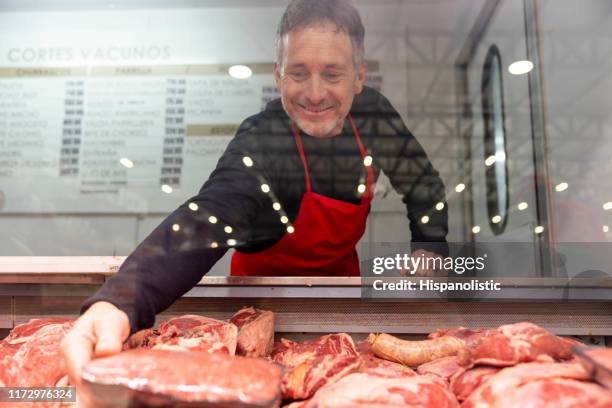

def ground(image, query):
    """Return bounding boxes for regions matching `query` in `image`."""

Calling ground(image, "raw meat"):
[462,361,595,408]
[125,315,238,354]
[272,333,360,400]
[0,318,73,388]
[417,356,465,380]
[430,322,574,366]
[493,377,612,408]
[10,321,74,387]
[285,372,459,408]
[582,347,612,371]
[229,307,275,357]
[80,349,282,408]
[449,366,500,401]
[356,340,416,378]
[3,318,71,345]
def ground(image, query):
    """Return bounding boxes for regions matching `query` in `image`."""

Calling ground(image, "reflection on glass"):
[481,44,509,235]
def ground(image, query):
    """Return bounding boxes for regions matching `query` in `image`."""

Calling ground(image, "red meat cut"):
[0,318,73,388]
[449,366,500,401]
[417,356,465,380]
[462,361,611,408]
[430,322,575,366]
[285,372,459,408]
[125,314,238,354]
[80,349,282,408]
[229,307,275,357]
[356,340,416,378]
[272,333,361,400]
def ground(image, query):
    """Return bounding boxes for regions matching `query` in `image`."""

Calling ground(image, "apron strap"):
[292,115,374,199]
[348,115,374,202]
[291,121,311,192]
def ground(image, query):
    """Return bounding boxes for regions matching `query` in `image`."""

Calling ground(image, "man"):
[62,0,447,383]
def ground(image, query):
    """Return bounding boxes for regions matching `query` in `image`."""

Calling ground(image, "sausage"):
[367,333,471,367]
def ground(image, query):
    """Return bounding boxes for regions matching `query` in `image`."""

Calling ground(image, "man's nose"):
[304,76,326,105]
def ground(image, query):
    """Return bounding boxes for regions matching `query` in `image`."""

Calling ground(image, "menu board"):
[0,65,276,213]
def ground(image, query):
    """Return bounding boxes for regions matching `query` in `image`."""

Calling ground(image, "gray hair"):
[276,0,365,69]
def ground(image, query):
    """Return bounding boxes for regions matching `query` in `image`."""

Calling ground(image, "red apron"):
[230,115,374,277]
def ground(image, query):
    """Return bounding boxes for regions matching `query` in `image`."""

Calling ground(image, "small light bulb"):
[188,202,199,211]
[455,183,466,193]
[208,216,218,224]
[534,225,544,234]
[161,184,173,194]
[261,184,270,193]
[518,202,528,211]
[224,226,233,234]
[242,156,253,167]
[357,184,366,194]
[273,202,281,211]
[491,215,502,224]
[280,216,289,224]
[421,215,430,224]
[435,202,444,211]
[227,239,237,246]
[472,225,481,234]
[286,226,295,234]
[363,155,373,166]
[171,224,180,232]
[210,242,218,249]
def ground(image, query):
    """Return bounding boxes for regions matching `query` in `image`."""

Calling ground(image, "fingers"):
[61,302,130,386]
[61,318,95,386]
[94,311,129,357]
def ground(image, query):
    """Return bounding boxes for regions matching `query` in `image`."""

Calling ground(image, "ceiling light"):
[455,183,466,193]
[518,202,528,211]
[161,184,173,194]
[472,225,481,234]
[555,182,568,192]
[508,60,534,75]
[119,157,134,168]
[228,65,252,79]
[534,225,544,234]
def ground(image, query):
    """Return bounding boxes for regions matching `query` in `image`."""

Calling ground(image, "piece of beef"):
[449,366,500,401]
[125,315,238,354]
[430,322,574,366]
[494,377,612,408]
[355,340,416,378]
[272,333,360,400]
[575,346,612,390]
[80,349,282,408]
[0,318,73,388]
[3,318,71,345]
[10,321,74,387]
[230,307,275,358]
[417,356,465,380]
[462,361,599,408]
[285,372,459,408]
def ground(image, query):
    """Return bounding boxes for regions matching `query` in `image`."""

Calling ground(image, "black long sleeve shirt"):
[82,86,448,333]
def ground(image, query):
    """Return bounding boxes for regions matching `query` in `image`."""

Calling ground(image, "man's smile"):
[297,103,334,115]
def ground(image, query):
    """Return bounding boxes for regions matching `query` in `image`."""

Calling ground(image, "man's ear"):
[354,62,366,94]
[274,63,282,92]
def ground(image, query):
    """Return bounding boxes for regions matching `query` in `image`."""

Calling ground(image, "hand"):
[399,249,447,277]
[61,301,130,386]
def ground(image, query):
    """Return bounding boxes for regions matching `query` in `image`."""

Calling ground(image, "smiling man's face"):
[275,21,366,138]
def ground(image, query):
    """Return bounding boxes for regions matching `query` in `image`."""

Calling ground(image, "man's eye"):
[323,72,342,82]
[288,71,307,80]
